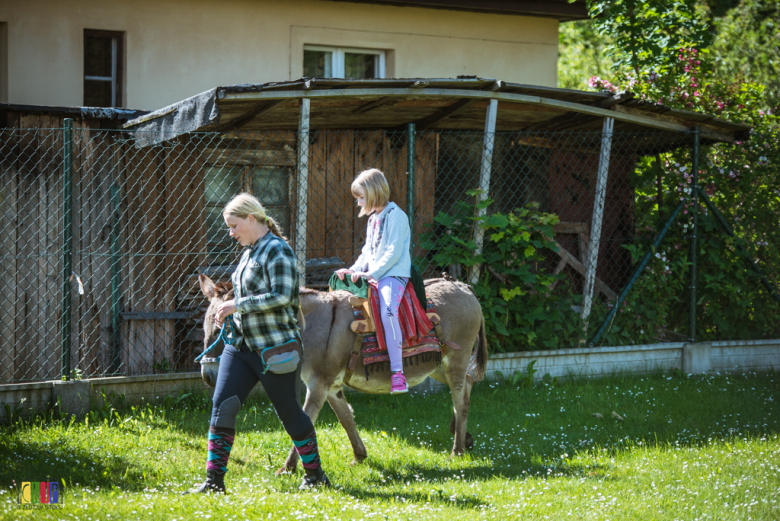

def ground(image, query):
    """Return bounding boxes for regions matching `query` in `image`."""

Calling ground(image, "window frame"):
[303,45,386,79]
[203,163,293,263]
[83,29,124,108]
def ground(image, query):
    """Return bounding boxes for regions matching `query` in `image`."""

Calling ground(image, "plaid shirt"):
[229,232,300,353]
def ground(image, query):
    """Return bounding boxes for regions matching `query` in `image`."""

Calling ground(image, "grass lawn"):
[1,369,778,520]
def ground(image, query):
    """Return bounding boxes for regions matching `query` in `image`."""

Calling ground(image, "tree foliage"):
[583,0,710,76]
[707,0,780,107]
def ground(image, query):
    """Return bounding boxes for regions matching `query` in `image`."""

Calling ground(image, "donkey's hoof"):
[275,465,297,476]
[351,454,367,466]
[465,432,474,451]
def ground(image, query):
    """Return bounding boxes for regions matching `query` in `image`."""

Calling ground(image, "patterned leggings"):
[378,276,408,373]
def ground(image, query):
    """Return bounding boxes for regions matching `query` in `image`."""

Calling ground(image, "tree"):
[558,20,615,90]
[707,0,780,107]
[584,0,711,76]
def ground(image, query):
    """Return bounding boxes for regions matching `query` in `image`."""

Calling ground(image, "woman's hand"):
[215,299,237,326]
[350,271,371,283]
[335,268,354,281]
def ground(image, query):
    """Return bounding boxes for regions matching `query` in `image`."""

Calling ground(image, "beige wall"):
[0,0,558,111]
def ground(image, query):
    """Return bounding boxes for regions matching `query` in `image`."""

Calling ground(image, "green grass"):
[1,369,779,520]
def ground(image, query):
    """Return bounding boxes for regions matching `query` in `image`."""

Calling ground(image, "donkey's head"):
[198,274,234,387]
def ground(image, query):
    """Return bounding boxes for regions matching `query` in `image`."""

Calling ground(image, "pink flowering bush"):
[592,48,780,342]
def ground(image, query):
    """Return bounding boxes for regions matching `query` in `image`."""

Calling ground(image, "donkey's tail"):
[469,313,489,382]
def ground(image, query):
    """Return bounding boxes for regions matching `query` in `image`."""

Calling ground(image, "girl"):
[187,193,330,494]
[336,168,412,394]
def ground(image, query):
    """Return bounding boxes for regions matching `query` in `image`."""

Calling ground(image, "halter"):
[195,315,234,363]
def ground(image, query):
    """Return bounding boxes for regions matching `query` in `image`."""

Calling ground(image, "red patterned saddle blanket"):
[355,299,442,370]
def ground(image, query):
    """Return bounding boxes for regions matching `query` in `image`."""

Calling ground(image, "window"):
[204,165,291,265]
[303,45,385,79]
[84,30,123,107]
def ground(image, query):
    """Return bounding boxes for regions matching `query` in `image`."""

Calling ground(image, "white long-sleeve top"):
[349,202,412,281]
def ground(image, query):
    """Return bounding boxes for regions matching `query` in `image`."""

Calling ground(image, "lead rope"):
[195,315,234,363]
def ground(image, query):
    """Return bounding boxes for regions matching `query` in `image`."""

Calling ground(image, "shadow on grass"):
[360,453,613,482]
[0,438,151,492]
[338,483,489,509]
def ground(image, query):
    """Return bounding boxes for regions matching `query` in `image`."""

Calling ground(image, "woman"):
[187,193,330,494]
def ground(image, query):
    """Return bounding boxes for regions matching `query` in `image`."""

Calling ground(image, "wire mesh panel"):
[0,128,65,383]
[0,124,777,384]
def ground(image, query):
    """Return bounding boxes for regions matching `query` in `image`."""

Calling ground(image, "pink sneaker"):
[390,372,408,394]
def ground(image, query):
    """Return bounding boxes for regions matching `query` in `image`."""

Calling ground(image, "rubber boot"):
[183,470,226,495]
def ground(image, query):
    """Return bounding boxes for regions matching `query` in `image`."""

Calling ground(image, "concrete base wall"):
[88,373,213,407]
[488,342,687,380]
[711,339,780,372]
[2,339,779,420]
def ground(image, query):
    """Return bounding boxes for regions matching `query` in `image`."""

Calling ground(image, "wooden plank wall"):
[306,130,437,270]
[0,115,65,381]
[548,148,636,294]
[121,144,165,375]
[164,135,206,369]
[0,125,19,382]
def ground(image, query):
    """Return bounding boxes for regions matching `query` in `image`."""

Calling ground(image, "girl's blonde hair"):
[223,193,288,242]
[351,168,390,217]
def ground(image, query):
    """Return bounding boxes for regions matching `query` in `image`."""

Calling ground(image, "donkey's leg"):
[445,371,474,457]
[433,366,475,453]
[277,377,330,475]
[449,374,475,451]
[327,385,368,465]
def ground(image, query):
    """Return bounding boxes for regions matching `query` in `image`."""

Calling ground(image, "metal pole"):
[406,123,416,251]
[110,182,122,373]
[590,201,685,346]
[468,98,498,285]
[61,119,74,380]
[296,98,310,287]
[689,127,700,342]
[581,117,614,323]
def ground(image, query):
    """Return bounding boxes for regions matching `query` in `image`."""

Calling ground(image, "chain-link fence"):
[1,124,778,383]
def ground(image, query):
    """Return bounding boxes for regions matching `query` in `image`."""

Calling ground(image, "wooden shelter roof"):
[123,77,751,145]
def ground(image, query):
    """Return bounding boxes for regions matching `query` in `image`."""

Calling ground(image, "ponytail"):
[264,215,288,242]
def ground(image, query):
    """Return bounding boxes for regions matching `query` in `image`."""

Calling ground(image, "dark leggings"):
[210,344,311,437]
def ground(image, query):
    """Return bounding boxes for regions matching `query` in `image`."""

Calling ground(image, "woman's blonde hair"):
[351,168,390,217]
[223,193,287,242]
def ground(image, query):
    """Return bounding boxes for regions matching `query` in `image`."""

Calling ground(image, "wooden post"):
[468,98,498,286]
[61,119,73,380]
[296,98,310,286]
[580,117,614,324]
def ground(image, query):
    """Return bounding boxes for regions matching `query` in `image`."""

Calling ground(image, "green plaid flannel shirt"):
[229,233,300,352]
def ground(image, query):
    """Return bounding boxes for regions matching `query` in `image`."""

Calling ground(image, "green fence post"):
[110,182,122,373]
[590,201,685,347]
[61,119,74,380]
[689,127,700,342]
[407,123,416,250]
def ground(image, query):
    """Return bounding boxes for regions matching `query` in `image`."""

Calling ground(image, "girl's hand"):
[350,271,371,283]
[335,268,354,281]
[215,299,237,326]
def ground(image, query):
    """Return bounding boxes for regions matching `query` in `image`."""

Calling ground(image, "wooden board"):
[16,114,42,380]
[0,127,18,382]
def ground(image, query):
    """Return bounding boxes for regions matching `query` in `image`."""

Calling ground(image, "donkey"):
[198,274,487,473]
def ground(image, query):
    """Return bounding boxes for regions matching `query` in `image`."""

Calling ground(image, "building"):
[0,0,588,110]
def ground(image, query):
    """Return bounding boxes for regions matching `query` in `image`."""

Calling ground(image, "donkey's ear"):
[199,274,216,298]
